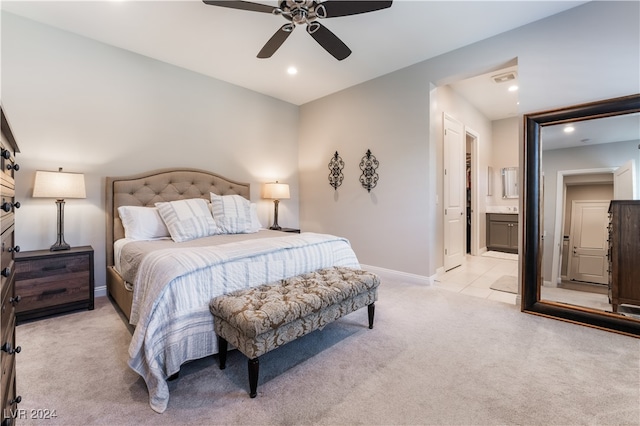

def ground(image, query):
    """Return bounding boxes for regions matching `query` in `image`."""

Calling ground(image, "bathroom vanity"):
[486,213,518,253]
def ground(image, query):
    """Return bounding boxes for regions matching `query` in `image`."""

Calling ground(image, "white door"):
[568,200,609,285]
[614,159,637,199]
[443,113,465,271]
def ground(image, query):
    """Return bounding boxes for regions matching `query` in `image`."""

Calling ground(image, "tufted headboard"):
[105,168,250,266]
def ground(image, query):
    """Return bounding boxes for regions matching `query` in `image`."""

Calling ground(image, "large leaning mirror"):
[522,94,640,336]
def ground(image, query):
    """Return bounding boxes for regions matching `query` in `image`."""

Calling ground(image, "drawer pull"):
[42,264,67,272]
[1,342,21,354]
[0,148,10,159]
[1,267,10,277]
[10,295,21,305]
[9,395,22,405]
[42,288,67,296]
[6,163,19,171]
[1,201,20,212]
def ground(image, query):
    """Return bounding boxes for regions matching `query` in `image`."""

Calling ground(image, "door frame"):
[465,127,480,256]
[549,167,615,287]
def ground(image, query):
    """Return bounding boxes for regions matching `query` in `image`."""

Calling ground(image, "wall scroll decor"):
[359,149,379,192]
[328,151,344,190]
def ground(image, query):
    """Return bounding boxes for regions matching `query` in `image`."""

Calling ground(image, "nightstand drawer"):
[14,246,94,321]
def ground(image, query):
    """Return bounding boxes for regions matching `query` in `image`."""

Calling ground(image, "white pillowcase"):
[210,193,256,234]
[155,198,218,242]
[117,206,170,240]
[249,203,262,232]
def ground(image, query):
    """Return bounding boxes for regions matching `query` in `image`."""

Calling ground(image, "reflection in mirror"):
[523,94,640,336]
[501,167,518,198]
[540,112,640,316]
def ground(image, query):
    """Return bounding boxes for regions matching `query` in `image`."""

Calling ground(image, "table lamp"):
[263,181,290,230]
[33,168,86,251]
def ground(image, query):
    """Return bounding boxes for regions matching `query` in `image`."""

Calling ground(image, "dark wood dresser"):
[1,106,22,426]
[15,246,94,323]
[608,200,640,312]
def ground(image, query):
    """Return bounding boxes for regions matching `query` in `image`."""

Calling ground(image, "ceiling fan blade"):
[307,22,351,61]
[257,24,294,58]
[317,1,392,18]
[202,0,276,14]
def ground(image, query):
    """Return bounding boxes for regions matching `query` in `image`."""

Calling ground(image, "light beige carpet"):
[490,275,519,294]
[14,279,640,425]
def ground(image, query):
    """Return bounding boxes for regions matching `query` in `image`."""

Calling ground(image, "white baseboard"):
[95,285,107,298]
[359,264,433,286]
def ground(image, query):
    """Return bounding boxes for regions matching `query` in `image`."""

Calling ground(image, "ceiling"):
[2,0,588,116]
[542,112,640,151]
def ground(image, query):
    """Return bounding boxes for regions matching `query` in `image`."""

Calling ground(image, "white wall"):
[488,117,520,208]
[299,1,640,278]
[1,13,300,291]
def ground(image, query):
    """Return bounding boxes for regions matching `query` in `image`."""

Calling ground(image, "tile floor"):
[433,254,519,305]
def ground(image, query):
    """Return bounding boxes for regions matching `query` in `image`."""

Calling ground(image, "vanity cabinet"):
[486,213,518,253]
[608,200,640,312]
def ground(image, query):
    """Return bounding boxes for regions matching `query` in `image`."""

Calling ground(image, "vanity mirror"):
[522,94,640,336]
[501,167,518,198]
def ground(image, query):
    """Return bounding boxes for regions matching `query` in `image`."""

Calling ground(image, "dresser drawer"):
[14,247,94,321]
[1,315,16,397]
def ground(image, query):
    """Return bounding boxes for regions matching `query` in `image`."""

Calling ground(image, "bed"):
[105,168,360,413]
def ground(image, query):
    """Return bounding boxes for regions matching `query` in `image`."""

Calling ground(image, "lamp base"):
[50,199,71,251]
[50,242,71,251]
[269,199,282,231]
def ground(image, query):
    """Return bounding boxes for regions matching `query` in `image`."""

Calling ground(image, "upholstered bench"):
[209,266,380,398]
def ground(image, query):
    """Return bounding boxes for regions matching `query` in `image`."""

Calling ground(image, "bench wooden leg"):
[368,303,375,329]
[217,335,228,370]
[248,357,259,398]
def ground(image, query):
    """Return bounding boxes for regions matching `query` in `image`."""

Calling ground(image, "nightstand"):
[14,246,94,322]
[278,228,300,233]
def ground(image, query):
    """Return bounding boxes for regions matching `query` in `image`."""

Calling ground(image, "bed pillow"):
[117,206,170,240]
[155,198,219,242]
[250,203,262,232]
[210,193,254,234]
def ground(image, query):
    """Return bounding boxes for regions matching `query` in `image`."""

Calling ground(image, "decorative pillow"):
[249,203,262,232]
[155,198,218,242]
[210,193,254,234]
[117,206,170,240]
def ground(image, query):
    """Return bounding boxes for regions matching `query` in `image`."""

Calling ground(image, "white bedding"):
[122,232,360,413]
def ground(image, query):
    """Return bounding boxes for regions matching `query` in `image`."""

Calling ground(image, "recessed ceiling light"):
[564,125,575,133]
[508,85,518,92]
[287,66,298,75]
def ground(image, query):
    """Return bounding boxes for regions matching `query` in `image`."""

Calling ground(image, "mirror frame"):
[522,93,640,337]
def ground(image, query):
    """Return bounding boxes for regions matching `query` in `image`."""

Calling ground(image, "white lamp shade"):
[33,170,86,199]
[263,182,290,200]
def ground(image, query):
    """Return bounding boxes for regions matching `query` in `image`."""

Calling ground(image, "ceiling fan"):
[202,0,393,60]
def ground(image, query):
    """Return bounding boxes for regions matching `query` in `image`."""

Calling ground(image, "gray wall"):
[2,2,639,290]
[299,1,640,277]
[1,13,300,289]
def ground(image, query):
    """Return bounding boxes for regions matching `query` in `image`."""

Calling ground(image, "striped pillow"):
[210,193,253,234]
[155,198,218,242]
